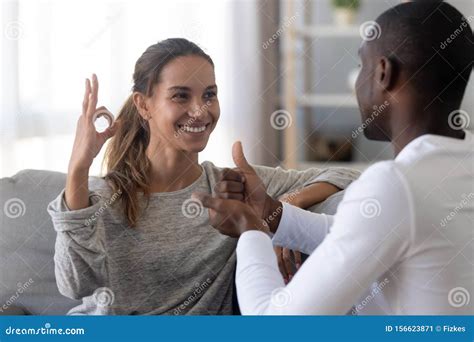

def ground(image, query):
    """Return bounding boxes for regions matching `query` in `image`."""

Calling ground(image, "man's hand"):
[192,193,269,238]
[214,141,283,233]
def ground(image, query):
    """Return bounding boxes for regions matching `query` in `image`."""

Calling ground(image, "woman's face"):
[146,55,220,153]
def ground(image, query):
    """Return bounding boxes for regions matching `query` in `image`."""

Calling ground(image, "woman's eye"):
[172,93,189,101]
[204,91,217,99]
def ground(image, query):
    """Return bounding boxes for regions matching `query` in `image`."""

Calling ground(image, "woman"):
[48,38,359,315]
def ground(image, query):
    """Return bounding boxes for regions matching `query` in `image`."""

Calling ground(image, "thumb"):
[232,141,255,174]
[192,192,222,212]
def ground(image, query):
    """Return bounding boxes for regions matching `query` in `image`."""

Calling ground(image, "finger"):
[87,73,99,116]
[282,248,294,279]
[98,121,117,141]
[220,168,244,183]
[82,78,91,115]
[274,246,289,283]
[215,180,245,194]
[232,141,255,175]
[192,192,223,212]
[294,250,302,270]
[92,106,113,126]
[216,192,244,201]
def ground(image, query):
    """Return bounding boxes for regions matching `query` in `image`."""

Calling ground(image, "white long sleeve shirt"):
[236,132,473,315]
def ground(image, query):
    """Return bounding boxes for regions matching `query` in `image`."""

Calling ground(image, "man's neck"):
[391,112,466,156]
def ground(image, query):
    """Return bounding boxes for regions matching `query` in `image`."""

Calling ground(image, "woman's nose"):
[188,101,208,118]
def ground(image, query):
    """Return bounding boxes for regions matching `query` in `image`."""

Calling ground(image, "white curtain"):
[0,0,279,177]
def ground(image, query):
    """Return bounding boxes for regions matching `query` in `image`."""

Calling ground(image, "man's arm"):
[195,162,413,314]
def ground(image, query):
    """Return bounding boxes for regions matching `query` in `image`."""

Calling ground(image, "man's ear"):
[375,56,396,91]
[132,92,150,120]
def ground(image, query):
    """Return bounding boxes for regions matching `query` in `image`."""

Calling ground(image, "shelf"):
[298,94,358,108]
[295,25,360,38]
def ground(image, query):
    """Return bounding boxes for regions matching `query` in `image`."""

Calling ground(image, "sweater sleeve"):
[253,165,360,199]
[47,188,109,301]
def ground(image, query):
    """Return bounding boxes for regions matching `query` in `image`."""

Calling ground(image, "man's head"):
[355,1,473,141]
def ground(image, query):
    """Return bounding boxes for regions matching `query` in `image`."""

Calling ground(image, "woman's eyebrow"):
[167,85,217,92]
[168,86,191,92]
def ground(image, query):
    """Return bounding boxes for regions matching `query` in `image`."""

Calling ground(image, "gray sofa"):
[0,169,344,315]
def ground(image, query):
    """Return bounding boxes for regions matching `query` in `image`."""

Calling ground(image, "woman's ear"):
[132,92,151,120]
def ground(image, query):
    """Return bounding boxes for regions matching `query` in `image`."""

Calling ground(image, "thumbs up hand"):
[212,141,283,234]
[231,141,269,220]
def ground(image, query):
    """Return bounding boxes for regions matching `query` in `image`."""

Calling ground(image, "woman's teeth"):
[179,125,207,133]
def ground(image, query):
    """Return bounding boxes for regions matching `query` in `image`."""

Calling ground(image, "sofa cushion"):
[0,169,81,315]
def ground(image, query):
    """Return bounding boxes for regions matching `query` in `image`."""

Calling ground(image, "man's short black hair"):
[373,1,473,106]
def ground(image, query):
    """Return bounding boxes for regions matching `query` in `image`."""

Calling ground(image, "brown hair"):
[102,38,214,227]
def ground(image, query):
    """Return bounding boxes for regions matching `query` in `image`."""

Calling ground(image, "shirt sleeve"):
[253,165,360,199]
[47,189,109,300]
[236,162,414,315]
[272,202,334,254]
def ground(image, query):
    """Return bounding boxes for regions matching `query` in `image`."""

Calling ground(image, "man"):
[193,1,473,315]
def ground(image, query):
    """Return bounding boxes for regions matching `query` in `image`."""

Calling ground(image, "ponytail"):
[102,95,151,227]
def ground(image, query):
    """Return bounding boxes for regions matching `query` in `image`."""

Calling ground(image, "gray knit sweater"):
[47,161,359,315]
